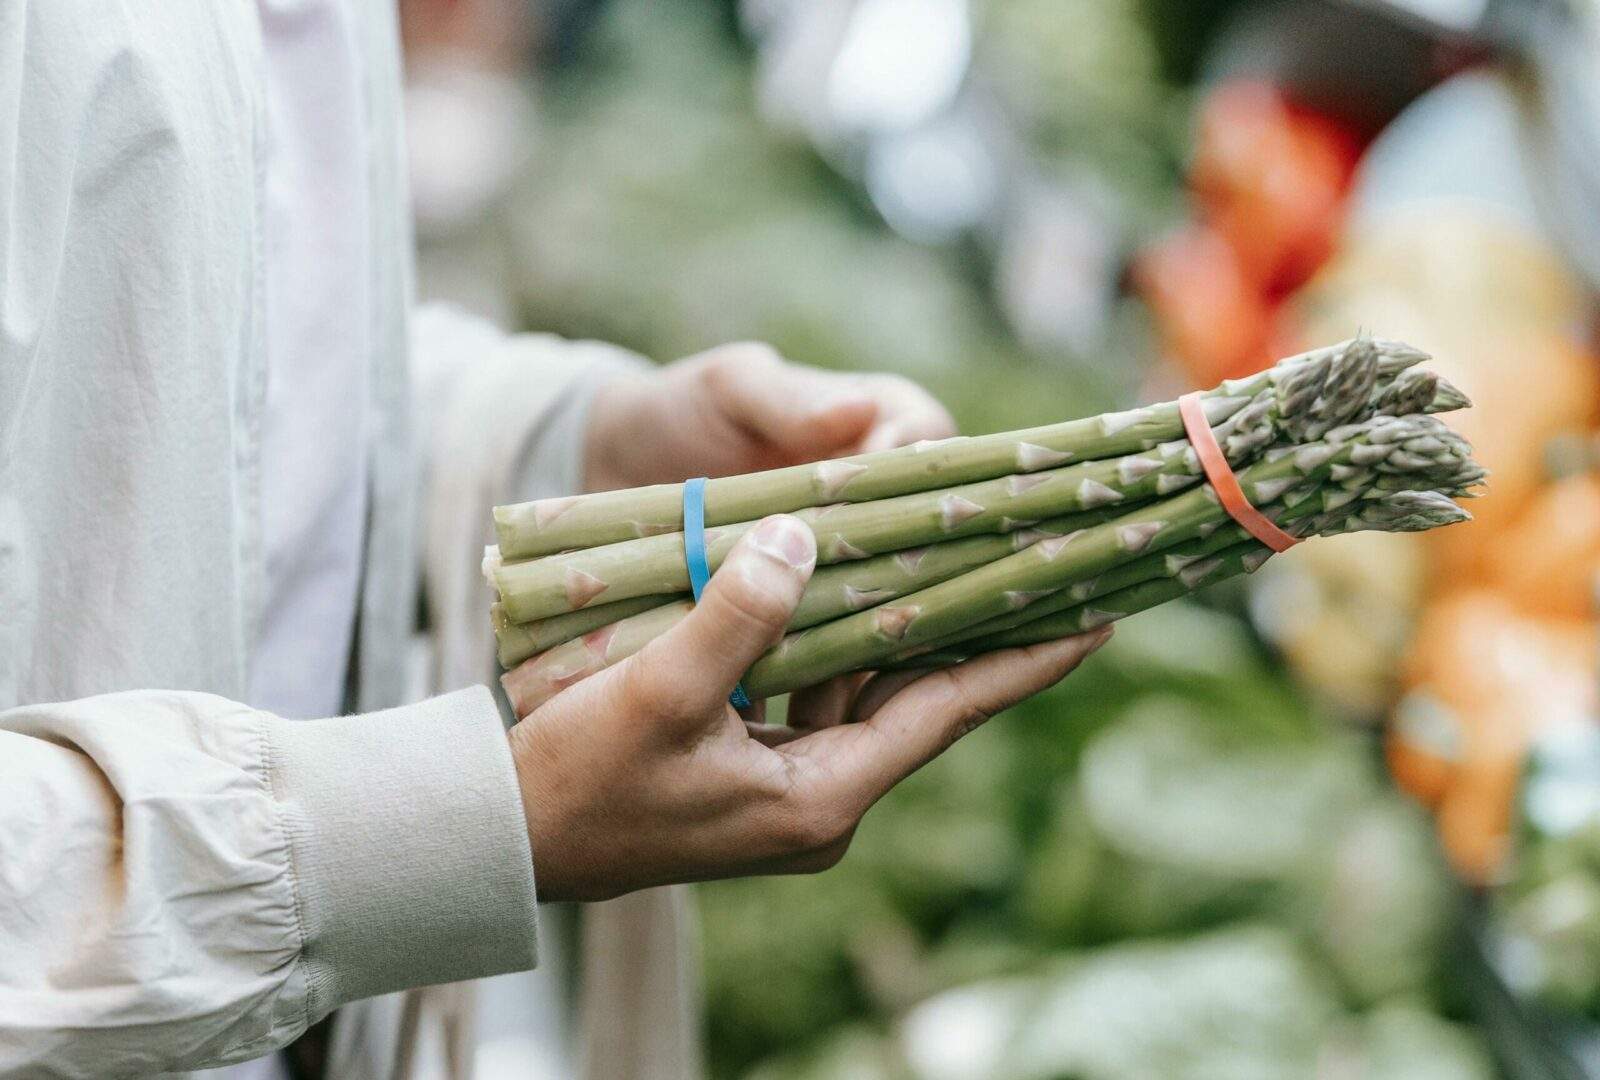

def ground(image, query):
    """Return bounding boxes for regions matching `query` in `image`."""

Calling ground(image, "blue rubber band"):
[684,477,753,709]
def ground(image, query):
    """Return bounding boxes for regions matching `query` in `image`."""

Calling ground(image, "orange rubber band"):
[1178,392,1300,554]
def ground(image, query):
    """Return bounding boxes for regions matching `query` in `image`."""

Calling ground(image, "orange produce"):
[1294,207,1600,579]
[1133,223,1272,387]
[1482,475,1600,620]
[1387,691,1459,810]
[1394,591,1597,882]
[1436,754,1528,887]
[1190,81,1361,297]
[1424,335,1600,578]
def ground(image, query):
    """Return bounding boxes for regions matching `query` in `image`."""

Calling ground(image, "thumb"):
[632,515,816,716]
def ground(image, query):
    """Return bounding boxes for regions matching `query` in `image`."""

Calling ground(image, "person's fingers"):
[790,630,1113,807]
[723,633,1107,877]
[853,374,959,453]
[695,343,878,457]
[627,515,816,722]
[787,672,870,732]
[745,721,805,748]
[847,668,931,725]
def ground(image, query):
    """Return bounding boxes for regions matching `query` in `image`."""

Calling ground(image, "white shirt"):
[230,4,371,1078]
[249,0,372,724]
[233,8,586,1079]
[0,0,674,1074]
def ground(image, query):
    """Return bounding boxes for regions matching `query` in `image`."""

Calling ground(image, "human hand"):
[582,342,957,492]
[506,514,1111,902]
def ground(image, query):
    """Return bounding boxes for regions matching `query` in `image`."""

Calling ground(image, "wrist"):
[507,717,607,903]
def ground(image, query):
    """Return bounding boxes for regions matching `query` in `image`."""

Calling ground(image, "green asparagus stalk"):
[492,597,668,669]
[892,491,1472,667]
[500,420,1480,712]
[493,342,1469,622]
[493,435,1223,622]
[893,532,1274,659]
[496,505,1135,688]
[494,338,1446,558]
[501,599,698,708]
[492,505,1136,667]
[893,550,1267,669]
[735,416,1479,699]
[889,483,1465,665]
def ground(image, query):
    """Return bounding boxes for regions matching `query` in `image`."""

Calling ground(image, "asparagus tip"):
[1360,489,1473,532]
[1372,338,1432,374]
[1428,376,1473,413]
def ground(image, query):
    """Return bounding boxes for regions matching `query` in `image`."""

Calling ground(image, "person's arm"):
[409,313,1115,899]
[2,320,1109,1078]
[0,526,1111,1080]
[506,513,1114,901]
[0,686,538,1078]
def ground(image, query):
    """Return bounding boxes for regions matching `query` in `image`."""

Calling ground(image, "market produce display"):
[456,3,1527,1073]
[710,684,1495,1080]
[1174,48,1600,1065]
[1136,80,1362,385]
[488,338,1481,713]
[1277,210,1600,892]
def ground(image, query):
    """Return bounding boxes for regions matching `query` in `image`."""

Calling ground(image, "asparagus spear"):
[493,430,1230,622]
[889,482,1463,664]
[501,598,699,711]
[491,349,1365,623]
[493,597,668,669]
[500,422,1480,711]
[893,492,1472,667]
[497,501,1147,695]
[736,416,1479,699]
[492,505,1135,667]
[494,338,1446,558]
[896,546,1270,669]
[897,532,1273,658]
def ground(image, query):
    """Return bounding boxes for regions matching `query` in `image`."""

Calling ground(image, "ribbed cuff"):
[264,685,538,1016]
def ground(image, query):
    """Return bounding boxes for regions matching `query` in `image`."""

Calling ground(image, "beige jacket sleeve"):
[411,301,652,689]
[0,686,539,1078]
[0,310,646,1079]
[406,303,707,1080]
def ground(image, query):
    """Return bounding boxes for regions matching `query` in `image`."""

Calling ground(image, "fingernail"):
[749,515,816,570]
[1087,627,1114,651]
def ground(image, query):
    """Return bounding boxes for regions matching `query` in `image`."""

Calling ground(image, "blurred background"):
[401,0,1600,1075]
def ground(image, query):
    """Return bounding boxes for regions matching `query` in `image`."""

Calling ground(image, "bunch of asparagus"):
[488,339,1484,715]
